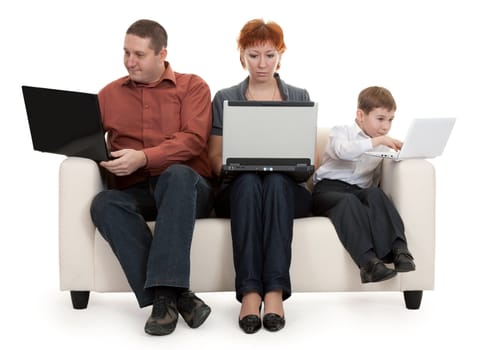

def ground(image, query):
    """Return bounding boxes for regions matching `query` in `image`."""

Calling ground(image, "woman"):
[208,19,312,333]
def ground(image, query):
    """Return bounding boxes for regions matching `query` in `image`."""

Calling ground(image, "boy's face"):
[357,107,395,138]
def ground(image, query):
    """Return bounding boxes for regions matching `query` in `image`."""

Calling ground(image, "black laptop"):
[221,100,318,183]
[21,85,110,161]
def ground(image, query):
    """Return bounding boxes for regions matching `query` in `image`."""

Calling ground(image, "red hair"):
[237,19,286,68]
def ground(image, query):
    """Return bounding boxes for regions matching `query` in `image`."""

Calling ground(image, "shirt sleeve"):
[328,125,373,160]
[211,90,226,136]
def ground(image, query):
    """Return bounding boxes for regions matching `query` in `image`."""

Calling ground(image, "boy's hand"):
[372,135,403,151]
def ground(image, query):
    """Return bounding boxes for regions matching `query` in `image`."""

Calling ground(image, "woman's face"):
[242,42,281,84]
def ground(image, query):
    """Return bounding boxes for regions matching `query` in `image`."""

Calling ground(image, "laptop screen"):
[22,85,110,161]
[226,100,316,107]
[221,100,318,166]
[220,100,318,183]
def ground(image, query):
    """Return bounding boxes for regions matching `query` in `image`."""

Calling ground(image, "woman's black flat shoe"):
[239,315,262,334]
[262,313,285,332]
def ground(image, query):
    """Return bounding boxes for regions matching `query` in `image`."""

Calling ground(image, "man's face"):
[123,34,166,84]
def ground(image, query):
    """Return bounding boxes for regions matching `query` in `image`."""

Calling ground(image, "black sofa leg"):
[403,290,423,310]
[70,291,90,309]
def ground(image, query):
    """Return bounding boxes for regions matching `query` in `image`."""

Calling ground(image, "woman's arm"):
[208,135,223,177]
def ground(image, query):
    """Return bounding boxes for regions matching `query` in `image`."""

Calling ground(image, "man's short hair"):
[126,19,168,54]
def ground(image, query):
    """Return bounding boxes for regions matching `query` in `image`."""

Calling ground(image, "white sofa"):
[59,128,435,310]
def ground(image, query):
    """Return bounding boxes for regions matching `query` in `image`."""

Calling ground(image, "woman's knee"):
[230,173,263,202]
[232,173,262,192]
[263,173,292,192]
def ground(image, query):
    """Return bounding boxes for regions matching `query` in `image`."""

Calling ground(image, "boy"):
[312,86,415,283]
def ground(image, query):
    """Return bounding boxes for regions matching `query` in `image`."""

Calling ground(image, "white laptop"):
[221,100,318,182]
[365,117,456,161]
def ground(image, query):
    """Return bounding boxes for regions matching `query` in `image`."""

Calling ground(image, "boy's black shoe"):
[144,295,178,336]
[393,248,416,272]
[177,290,211,328]
[360,257,397,283]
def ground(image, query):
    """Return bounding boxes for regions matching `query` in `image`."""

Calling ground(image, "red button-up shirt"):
[98,62,212,189]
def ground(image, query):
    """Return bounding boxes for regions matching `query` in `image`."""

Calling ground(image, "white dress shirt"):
[313,122,390,188]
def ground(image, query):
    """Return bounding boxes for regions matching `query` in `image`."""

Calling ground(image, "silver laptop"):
[22,85,111,161]
[221,100,318,182]
[365,117,456,161]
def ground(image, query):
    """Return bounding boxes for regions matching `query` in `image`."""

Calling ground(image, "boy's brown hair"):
[358,86,396,114]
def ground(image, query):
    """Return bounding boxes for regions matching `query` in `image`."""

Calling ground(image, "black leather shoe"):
[393,248,416,272]
[177,290,212,328]
[239,314,262,334]
[144,295,178,336]
[360,257,397,283]
[263,313,285,332]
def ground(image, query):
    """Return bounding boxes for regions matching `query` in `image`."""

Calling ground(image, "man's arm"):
[143,76,212,173]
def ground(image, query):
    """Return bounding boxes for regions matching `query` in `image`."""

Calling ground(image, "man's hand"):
[100,149,147,176]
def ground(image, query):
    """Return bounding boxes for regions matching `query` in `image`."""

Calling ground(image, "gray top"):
[211,73,311,136]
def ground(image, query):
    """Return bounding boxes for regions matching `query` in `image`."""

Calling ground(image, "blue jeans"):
[215,173,312,302]
[90,164,214,307]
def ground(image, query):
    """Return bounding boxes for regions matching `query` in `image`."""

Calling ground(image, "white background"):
[1,0,495,349]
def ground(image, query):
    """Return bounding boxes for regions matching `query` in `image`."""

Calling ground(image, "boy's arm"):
[372,135,403,151]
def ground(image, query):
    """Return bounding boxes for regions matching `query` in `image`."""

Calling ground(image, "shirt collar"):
[122,61,176,87]
[240,72,288,100]
[353,121,370,139]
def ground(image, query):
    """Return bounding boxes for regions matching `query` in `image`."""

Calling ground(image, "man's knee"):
[90,190,120,221]
[90,190,132,241]
[159,164,199,186]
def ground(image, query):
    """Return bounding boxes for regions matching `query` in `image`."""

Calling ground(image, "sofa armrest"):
[59,157,104,291]
[381,159,436,290]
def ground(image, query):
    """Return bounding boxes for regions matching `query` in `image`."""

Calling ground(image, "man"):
[90,19,214,336]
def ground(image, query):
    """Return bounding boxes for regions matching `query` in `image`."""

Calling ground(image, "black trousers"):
[215,173,312,302]
[312,179,406,266]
